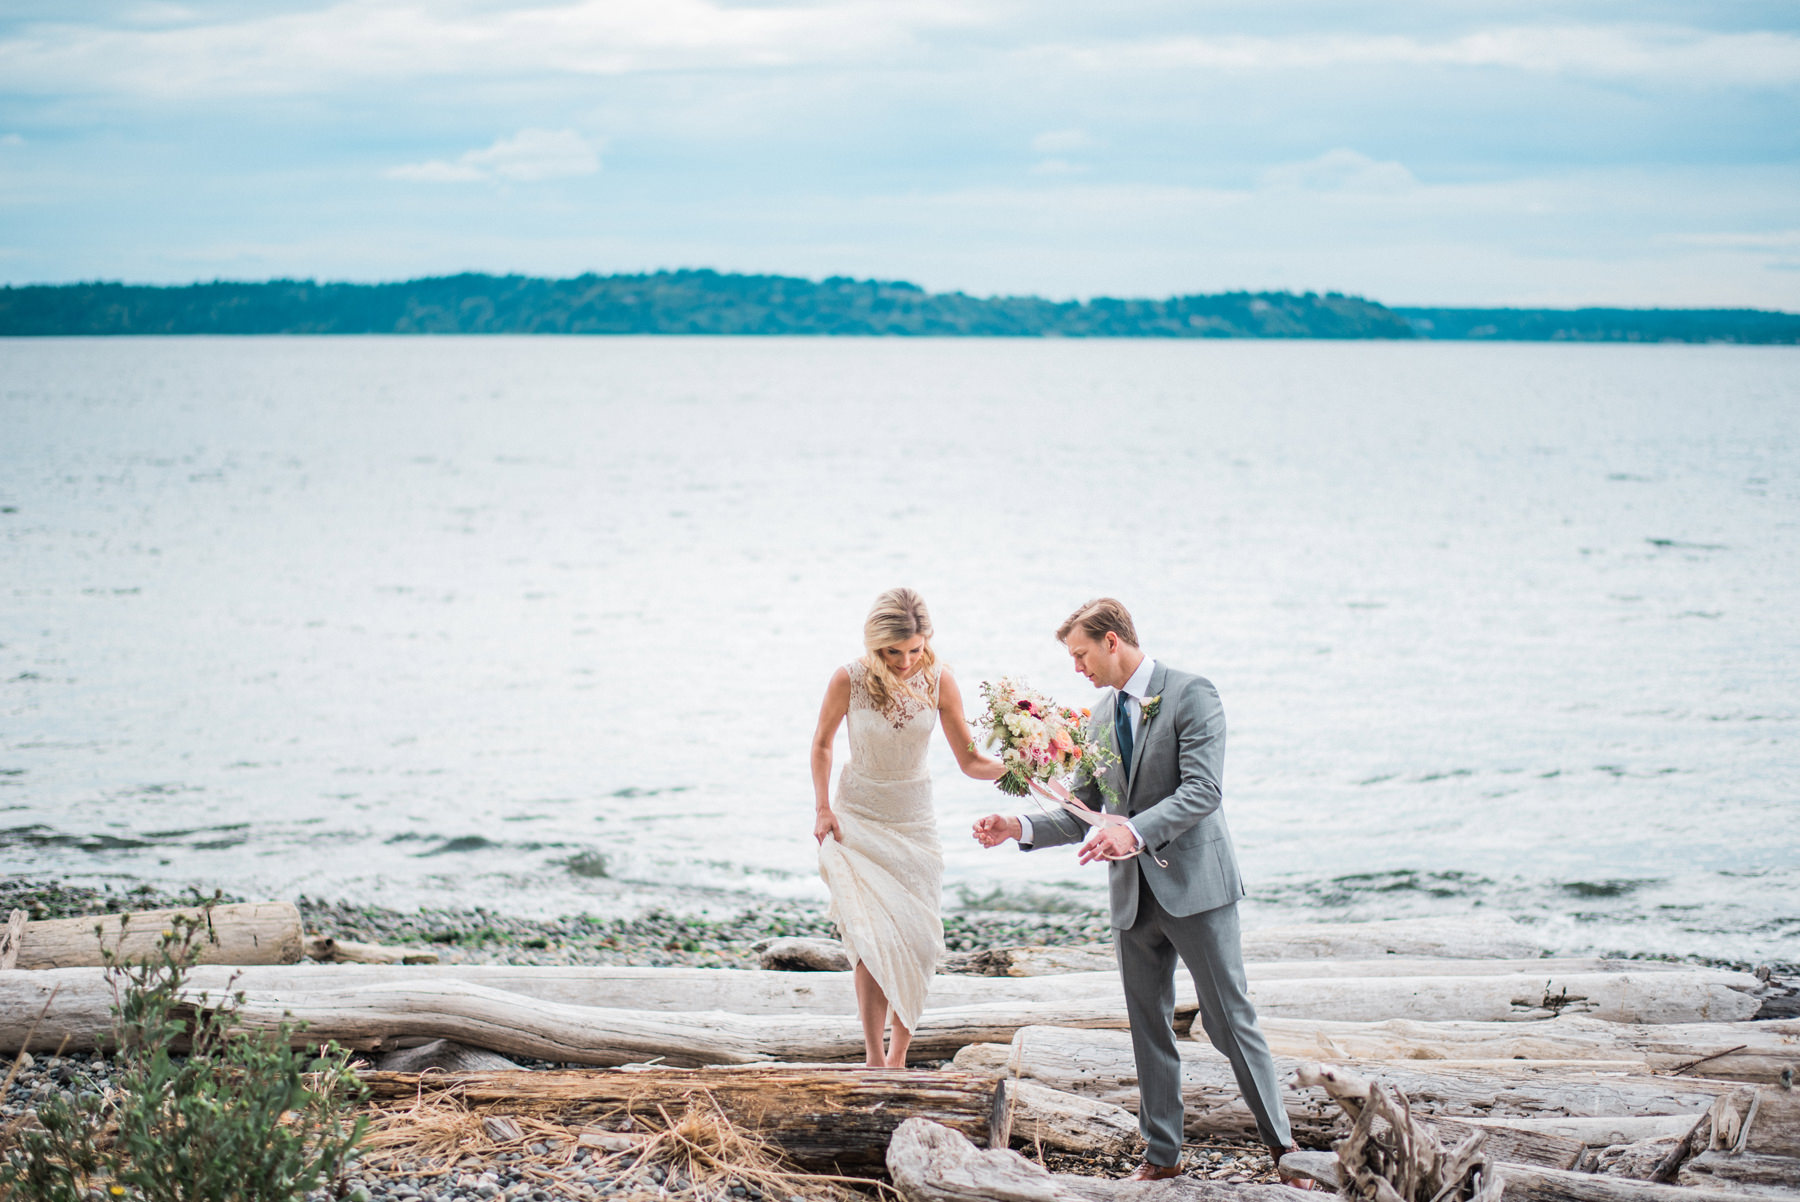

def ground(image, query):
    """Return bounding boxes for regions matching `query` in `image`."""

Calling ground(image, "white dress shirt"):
[1018,657,1155,850]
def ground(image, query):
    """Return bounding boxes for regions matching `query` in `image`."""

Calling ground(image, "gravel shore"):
[0,878,1114,969]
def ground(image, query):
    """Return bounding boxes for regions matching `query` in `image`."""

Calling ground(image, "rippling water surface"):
[2,337,1796,962]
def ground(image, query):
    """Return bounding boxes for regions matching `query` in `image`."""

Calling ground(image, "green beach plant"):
[0,903,367,1202]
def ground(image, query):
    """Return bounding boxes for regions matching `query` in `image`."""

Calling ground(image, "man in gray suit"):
[973,598,1301,1183]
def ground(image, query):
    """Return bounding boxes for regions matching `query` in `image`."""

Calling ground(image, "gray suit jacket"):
[1024,661,1245,929]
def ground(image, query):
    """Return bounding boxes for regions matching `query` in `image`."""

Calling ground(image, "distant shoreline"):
[4,271,1797,342]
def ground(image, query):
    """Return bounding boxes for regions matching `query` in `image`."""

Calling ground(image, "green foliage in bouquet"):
[0,900,367,1202]
[994,762,1034,799]
[975,677,1119,804]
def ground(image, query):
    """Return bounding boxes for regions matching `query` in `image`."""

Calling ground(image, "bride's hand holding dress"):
[808,615,1003,1067]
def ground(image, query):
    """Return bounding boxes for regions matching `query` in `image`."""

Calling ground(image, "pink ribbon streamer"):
[1027,780,1169,868]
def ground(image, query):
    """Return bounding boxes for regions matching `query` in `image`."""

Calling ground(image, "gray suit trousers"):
[1118,874,1292,1165]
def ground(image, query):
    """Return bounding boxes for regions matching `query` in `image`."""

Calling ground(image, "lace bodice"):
[845,661,939,781]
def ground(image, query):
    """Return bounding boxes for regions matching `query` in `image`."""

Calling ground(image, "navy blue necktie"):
[1114,691,1134,772]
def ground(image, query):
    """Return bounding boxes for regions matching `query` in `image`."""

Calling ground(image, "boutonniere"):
[1140,695,1162,724]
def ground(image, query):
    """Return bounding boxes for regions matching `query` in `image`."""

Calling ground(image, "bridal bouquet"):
[975,677,1113,798]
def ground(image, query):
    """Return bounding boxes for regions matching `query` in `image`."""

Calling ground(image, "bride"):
[812,587,1006,1067]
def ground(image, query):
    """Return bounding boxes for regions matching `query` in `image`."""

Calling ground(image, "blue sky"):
[1,1,1797,306]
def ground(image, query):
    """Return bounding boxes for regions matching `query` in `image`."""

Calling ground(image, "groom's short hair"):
[1057,598,1139,648]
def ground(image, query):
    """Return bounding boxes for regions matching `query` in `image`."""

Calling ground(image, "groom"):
[973,598,1300,1183]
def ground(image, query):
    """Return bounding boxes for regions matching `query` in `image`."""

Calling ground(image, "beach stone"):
[378,1040,521,1074]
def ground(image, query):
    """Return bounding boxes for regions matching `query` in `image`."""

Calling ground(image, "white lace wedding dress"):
[817,660,944,1030]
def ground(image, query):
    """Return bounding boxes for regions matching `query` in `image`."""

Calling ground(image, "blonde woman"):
[812,588,1006,1067]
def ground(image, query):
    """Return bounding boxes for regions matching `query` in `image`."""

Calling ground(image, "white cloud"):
[1262,149,1418,194]
[0,0,987,98]
[1662,230,1800,250]
[1030,128,1094,155]
[1046,26,1800,87]
[0,133,23,146]
[388,128,600,184]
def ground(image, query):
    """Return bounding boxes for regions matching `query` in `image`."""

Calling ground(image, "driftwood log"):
[1296,1058,1591,1166]
[1679,1150,1800,1193]
[0,959,1753,1052]
[945,945,1118,977]
[1247,959,1702,981]
[0,911,24,971]
[755,937,852,972]
[0,962,1139,1014]
[1295,1063,1773,1202]
[1462,1116,1704,1148]
[937,914,1553,979]
[303,935,439,966]
[0,964,1178,1055]
[1702,1087,1800,1157]
[1492,1162,1777,1202]
[361,1066,1007,1173]
[372,1039,520,1073]
[1,977,1162,1063]
[955,1042,1620,1170]
[949,947,1691,981]
[1002,1026,1731,1143]
[4,903,303,969]
[951,1041,1016,1075]
[886,1117,1294,1202]
[950,1043,1706,1151]
[1249,971,1761,1025]
[1007,1080,1140,1156]
[1261,1016,1800,1084]
[1289,1151,1792,1201]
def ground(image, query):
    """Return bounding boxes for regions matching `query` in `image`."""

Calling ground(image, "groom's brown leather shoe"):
[1123,1162,1182,1181]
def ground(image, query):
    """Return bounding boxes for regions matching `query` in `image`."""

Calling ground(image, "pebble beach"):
[3,877,1299,1200]
[5,876,1792,1200]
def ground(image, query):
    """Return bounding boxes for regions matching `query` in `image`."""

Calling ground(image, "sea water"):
[1,336,1795,962]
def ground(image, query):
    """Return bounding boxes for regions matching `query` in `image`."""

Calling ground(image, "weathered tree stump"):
[1296,1061,1503,1202]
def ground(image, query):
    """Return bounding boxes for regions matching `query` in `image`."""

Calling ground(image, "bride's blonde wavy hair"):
[860,587,937,712]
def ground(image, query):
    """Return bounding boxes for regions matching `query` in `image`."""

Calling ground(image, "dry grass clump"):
[362,1086,883,1202]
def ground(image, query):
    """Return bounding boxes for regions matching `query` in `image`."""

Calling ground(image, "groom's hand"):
[1077,825,1138,865]
[972,815,1021,847]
